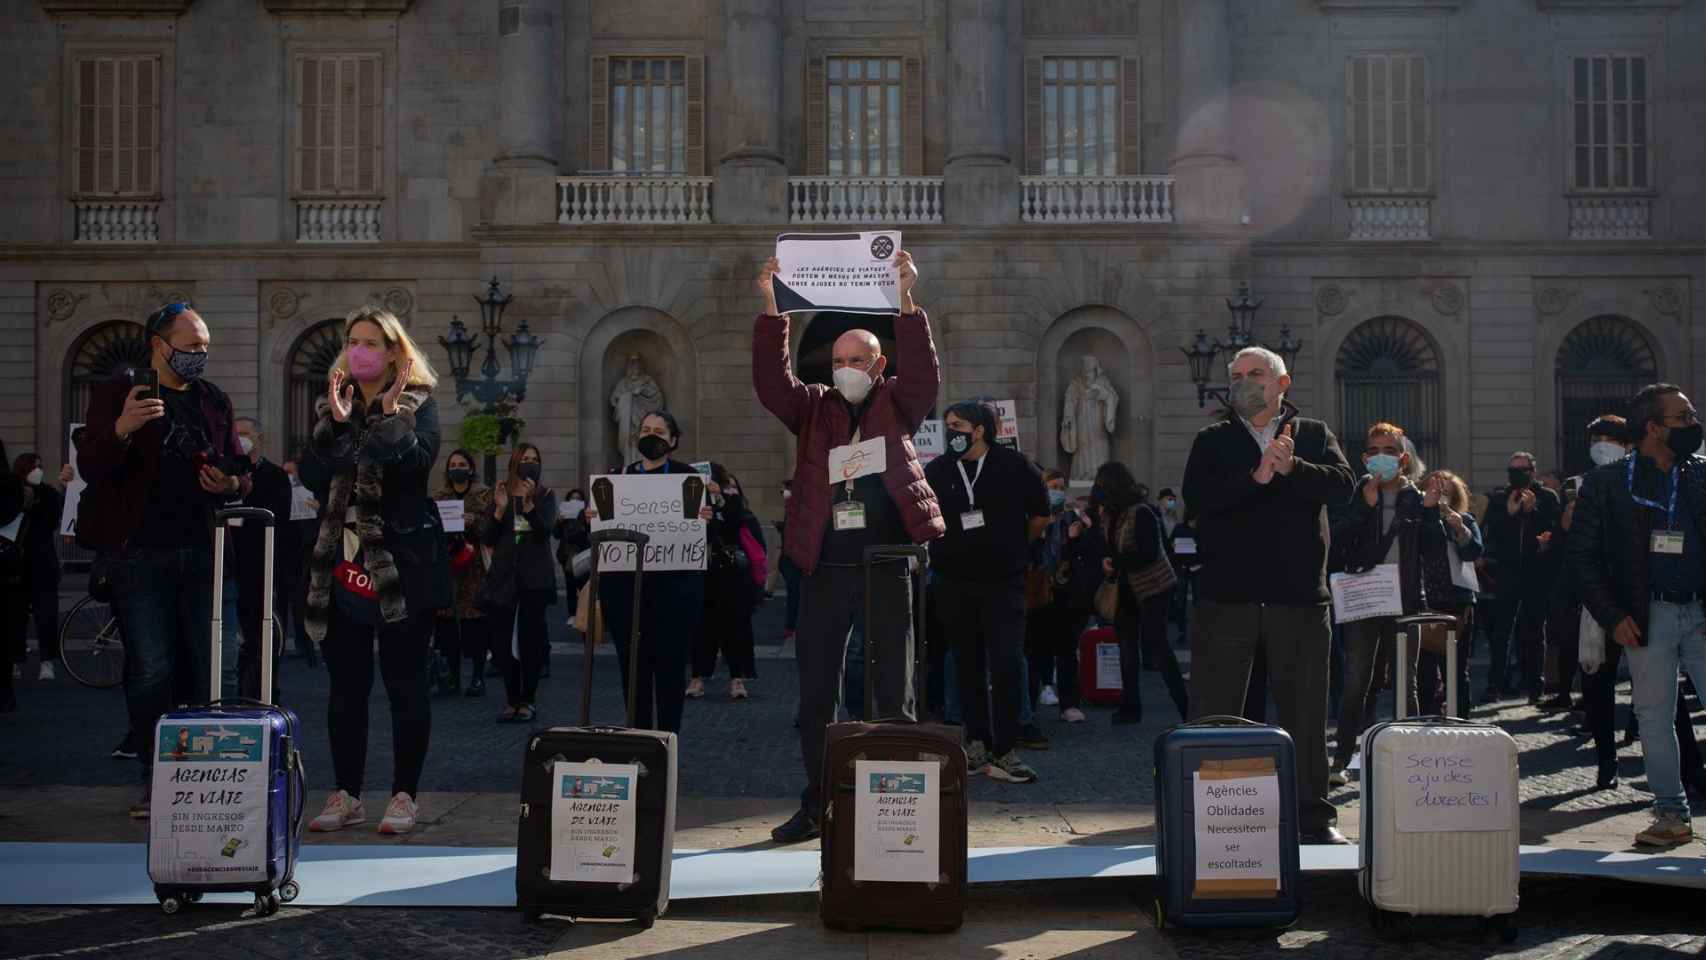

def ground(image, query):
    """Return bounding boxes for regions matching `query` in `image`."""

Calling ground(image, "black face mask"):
[945,428,975,458]
[1507,467,1532,489]
[637,434,672,462]
[1666,424,1704,460]
[517,462,541,484]
[447,468,471,486]
[1089,486,1106,506]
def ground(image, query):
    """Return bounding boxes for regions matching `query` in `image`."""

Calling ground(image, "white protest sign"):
[435,499,465,533]
[1394,741,1513,833]
[1448,544,1480,593]
[774,231,903,315]
[1095,641,1122,690]
[1329,564,1403,624]
[549,761,640,884]
[148,720,271,885]
[1172,537,1197,556]
[854,759,940,883]
[289,482,318,522]
[60,423,86,538]
[914,420,944,465]
[589,474,708,572]
[993,399,1020,451]
[1192,760,1283,899]
[827,436,886,485]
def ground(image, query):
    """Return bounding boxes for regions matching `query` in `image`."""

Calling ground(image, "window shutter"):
[75,59,96,195]
[588,55,609,170]
[137,57,157,195]
[357,55,380,194]
[1345,57,1357,192]
[1120,56,1140,175]
[1023,57,1042,175]
[805,55,826,175]
[1417,56,1431,192]
[297,57,315,194]
[902,56,923,176]
[685,55,705,176]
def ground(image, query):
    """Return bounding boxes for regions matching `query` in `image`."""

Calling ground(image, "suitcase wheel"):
[1369,906,1413,940]
[1483,916,1518,943]
[183,892,203,904]
[279,881,300,904]
[253,892,281,917]
[159,894,184,916]
[521,907,544,924]
[632,911,656,930]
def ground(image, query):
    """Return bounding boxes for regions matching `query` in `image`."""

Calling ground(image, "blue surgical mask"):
[1366,454,1401,483]
[1047,489,1067,514]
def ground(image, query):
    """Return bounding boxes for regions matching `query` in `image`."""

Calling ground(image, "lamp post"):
[440,277,542,484]
[1180,282,1304,409]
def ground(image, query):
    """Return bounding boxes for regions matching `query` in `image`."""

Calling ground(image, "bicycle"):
[59,593,126,689]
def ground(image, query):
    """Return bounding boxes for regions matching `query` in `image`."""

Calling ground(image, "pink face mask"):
[347,345,389,381]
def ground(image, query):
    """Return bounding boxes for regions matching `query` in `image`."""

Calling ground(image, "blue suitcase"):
[148,508,306,916]
[1153,716,1302,930]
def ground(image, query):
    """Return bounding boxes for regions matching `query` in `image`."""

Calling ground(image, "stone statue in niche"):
[1060,354,1119,482]
[610,354,665,466]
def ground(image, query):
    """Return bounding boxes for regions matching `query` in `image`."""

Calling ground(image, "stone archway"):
[1037,305,1155,486]
[576,306,698,486]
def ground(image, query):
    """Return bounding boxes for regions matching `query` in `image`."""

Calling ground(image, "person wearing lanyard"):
[1569,383,1706,847]
[925,400,1051,783]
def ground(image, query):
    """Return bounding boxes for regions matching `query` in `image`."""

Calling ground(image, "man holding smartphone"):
[76,301,251,818]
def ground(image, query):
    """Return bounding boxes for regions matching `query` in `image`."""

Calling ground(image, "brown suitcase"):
[820,545,968,933]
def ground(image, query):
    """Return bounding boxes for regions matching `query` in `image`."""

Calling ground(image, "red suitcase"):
[1077,626,1123,705]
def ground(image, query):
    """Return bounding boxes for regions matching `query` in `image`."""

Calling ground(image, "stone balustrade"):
[557,176,714,224]
[788,176,943,224]
[74,200,161,243]
[296,199,383,243]
[1567,195,1652,240]
[1019,176,1175,224]
[1347,196,1432,241]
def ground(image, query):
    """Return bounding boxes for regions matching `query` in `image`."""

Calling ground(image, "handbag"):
[1413,613,1460,656]
[1093,578,1119,621]
[573,579,603,640]
[1025,566,1055,611]
[1122,506,1177,602]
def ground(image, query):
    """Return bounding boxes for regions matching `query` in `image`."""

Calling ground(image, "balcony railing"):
[1346,196,1432,241]
[1568,195,1652,240]
[296,199,382,243]
[74,200,160,243]
[1019,176,1174,224]
[557,176,714,224]
[788,176,943,224]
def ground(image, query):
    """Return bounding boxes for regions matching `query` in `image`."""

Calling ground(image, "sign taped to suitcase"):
[550,761,640,884]
[1191,757,1282,899]
[854,760,940,883]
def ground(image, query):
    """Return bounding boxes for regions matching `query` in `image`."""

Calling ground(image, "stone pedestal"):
[1169,0,1245,226]
[715,157,789,224]
[944,0,1016,225]
[484,0,559,226]
[944,157,1020,226]
[483,158,560,227]
[714,0,786,224]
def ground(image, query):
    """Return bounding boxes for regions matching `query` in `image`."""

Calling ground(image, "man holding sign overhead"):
[1182,346,1356,845]
[754,243,944,845]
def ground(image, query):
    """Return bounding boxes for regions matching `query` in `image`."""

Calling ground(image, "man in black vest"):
[1182,346,1357,845]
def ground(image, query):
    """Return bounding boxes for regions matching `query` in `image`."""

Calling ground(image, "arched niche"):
[576,306,698,486]
[1037,305,1155,486]
[791,312,907,389]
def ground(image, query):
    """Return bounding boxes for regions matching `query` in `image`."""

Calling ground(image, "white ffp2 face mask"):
[833,365,874,404]
[26,468,44,486]
[1589,441,1625,467]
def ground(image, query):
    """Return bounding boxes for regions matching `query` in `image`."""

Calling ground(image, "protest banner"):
[773,232,903,315]
[1329,564,1403,624]
[1191,757,1282,898]
[588,473,708,572]
[913,419,944,465]
[60,423,86,538]
[992,399,1020,450]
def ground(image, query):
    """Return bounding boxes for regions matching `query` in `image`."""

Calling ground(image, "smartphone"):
[133,367,159,401]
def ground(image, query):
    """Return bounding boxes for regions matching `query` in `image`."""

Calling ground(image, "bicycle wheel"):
[60,595,127,690]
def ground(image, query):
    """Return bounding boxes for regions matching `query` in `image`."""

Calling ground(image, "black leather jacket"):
[1567,453,1706,644]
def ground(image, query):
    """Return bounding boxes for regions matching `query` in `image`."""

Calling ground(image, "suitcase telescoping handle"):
[1394,612,1458,722]
[211,507,277,707]
[581,528,651,728]
[861,544,929,723]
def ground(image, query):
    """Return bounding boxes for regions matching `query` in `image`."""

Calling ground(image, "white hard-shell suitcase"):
[1359,612,1520,942]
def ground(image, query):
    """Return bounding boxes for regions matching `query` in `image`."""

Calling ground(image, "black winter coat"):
[1568,453,1706,645]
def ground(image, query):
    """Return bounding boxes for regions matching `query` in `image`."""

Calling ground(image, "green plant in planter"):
[459,412,505,457]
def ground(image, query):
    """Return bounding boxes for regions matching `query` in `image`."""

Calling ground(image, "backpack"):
[738,519,768,589]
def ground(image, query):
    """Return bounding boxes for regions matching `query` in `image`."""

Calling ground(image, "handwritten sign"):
[289,481,318,522]
[1095,641,1122,690]
[992,399,1020,451]
[1329,564,1403,624]
[435,499,465,533]
[60,423,86,538]
[549,761,639,884]
[913,420,944,465]
[588,474,708,572]
[828,436,886,484]
[854,759,940,883]
[1394,741,1513,833]
[774,231,903,315]
[147,720,270,885]
[1172,537,1197,556]
[1448,543,1479,593]
[1192,758,1282,898]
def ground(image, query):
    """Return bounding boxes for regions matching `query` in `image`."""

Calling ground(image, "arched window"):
[794,311,900,389]
[1555,315,1657,477]
[285,319,345,459]
[64,320,149,449]
[1335,316,1442,468]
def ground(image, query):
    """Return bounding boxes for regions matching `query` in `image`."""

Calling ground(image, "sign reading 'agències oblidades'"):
[774,232,904,315]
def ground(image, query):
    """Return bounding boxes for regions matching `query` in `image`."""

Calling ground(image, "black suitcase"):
[820,545,968,932]
[516,528,678,927]
[1153,716,1302,930]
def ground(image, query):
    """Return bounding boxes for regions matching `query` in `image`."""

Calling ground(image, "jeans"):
[941,646,960,725]
[1027,603,1085,711]
[494,592,551,709]
[1487,593,1546,696]
[1334,616,1419,765]
[938,574,1027,757]
[323,606,435,799]
[842,622,866,720]
[1625,600,1706,819]
[219,579,241,696]
[1017,656,1035,726]
[110,545,214,781]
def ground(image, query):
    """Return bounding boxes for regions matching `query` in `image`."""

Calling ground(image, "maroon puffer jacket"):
[753,310,945,575]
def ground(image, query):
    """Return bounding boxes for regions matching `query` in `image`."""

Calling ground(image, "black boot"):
[465,656,487,696]
[1597,755,1619,790]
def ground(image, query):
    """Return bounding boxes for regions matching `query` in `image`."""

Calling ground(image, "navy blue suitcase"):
[147,508,306,916]
[1153,716,1302,930]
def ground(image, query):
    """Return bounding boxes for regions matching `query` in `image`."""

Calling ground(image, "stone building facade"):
[3,0,1703,533]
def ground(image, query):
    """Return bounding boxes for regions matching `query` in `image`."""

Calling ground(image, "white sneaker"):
[1328,760,1349,788]
[1039,685,1059,707]
[309,790,366,832]
[1062,708,1087,724]
[379,792,418,835]
[38,662,56,682]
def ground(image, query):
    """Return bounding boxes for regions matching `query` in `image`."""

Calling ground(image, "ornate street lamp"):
[440,277,540,483]
[1180,282,1304,409]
